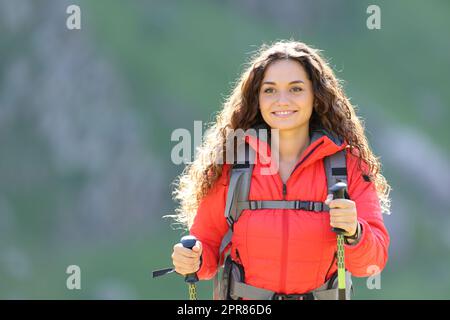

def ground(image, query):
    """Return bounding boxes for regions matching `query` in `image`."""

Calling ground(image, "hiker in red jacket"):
[170,40,391,300]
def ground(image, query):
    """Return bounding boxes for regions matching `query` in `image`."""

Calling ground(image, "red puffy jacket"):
[190,130,390,295]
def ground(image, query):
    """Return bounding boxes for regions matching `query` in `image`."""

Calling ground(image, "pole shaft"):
[337,234,346,300]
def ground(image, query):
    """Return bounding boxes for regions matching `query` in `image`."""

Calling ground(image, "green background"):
[0,0,449,299]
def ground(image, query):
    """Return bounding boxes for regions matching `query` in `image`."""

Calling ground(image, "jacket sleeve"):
[189,165,230,280]
[344,151,390,277]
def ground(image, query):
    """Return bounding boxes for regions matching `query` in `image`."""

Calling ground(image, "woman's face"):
[258,59,314,132]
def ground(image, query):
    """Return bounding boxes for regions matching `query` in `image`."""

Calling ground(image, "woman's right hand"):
[172,240,202,276]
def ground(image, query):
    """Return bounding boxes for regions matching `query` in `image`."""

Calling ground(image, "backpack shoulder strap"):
[323,149,348,192]
[219,141,254,255]
[214,141,254,300]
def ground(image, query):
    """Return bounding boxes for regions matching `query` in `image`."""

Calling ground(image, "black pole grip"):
[329,182,348,235]
[181,235,199,283]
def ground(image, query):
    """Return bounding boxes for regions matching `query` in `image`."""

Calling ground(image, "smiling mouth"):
[271,110,298,117]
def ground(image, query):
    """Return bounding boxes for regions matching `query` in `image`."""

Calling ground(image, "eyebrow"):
[262,80,305,85]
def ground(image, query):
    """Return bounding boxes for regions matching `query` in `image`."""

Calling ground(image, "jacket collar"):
[244,122,347,169]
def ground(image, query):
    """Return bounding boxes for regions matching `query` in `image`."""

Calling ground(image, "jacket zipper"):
[277,141,324,196]
[290,140,324,179]
[280,201,289,293]
[278,140,324,293]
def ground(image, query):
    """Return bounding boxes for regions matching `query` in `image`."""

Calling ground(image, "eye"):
[263,87,275,94]
[291,86,303,92]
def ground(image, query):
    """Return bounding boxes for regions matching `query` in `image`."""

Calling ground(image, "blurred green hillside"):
[0,0,449,299]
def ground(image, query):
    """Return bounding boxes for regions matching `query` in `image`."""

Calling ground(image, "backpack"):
[214,128,353,300]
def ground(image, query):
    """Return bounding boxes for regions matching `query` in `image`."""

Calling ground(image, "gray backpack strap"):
[239,200,327,212]
[214,142,254,300]
[230,280,276,300]
[226,270,352,300]
[324,149,347,188]
[219,142,254,256]
[323,149,348,196]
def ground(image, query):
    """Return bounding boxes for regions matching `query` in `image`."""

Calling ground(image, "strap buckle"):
[226,215,235,227]
[313,202,323,212]
[294,201,324,212]
[249,201,259,210]
[272,293,314,300]
[294,201,310,211]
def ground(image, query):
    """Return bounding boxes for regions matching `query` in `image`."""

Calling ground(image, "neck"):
[273,126,310,163]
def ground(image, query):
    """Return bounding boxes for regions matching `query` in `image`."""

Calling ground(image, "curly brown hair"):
[170,40,391,230]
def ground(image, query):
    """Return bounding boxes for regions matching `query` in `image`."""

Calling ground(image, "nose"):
[277,91,289,106]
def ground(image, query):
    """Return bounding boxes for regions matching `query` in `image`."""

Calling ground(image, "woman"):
[170,40,391,300]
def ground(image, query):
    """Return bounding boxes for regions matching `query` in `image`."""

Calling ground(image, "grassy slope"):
[2,0,448,299]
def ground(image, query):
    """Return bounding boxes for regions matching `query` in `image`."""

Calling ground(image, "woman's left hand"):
[325,194,358,237]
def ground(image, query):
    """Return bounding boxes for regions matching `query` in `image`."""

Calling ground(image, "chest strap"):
[238,200,329,212]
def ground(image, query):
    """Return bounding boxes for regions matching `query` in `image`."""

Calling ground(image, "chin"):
[275,125,302,132]
[266,119,305,131]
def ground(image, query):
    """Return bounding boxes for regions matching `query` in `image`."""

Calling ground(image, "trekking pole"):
[180,235,199,300]
[329,182,348,301]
